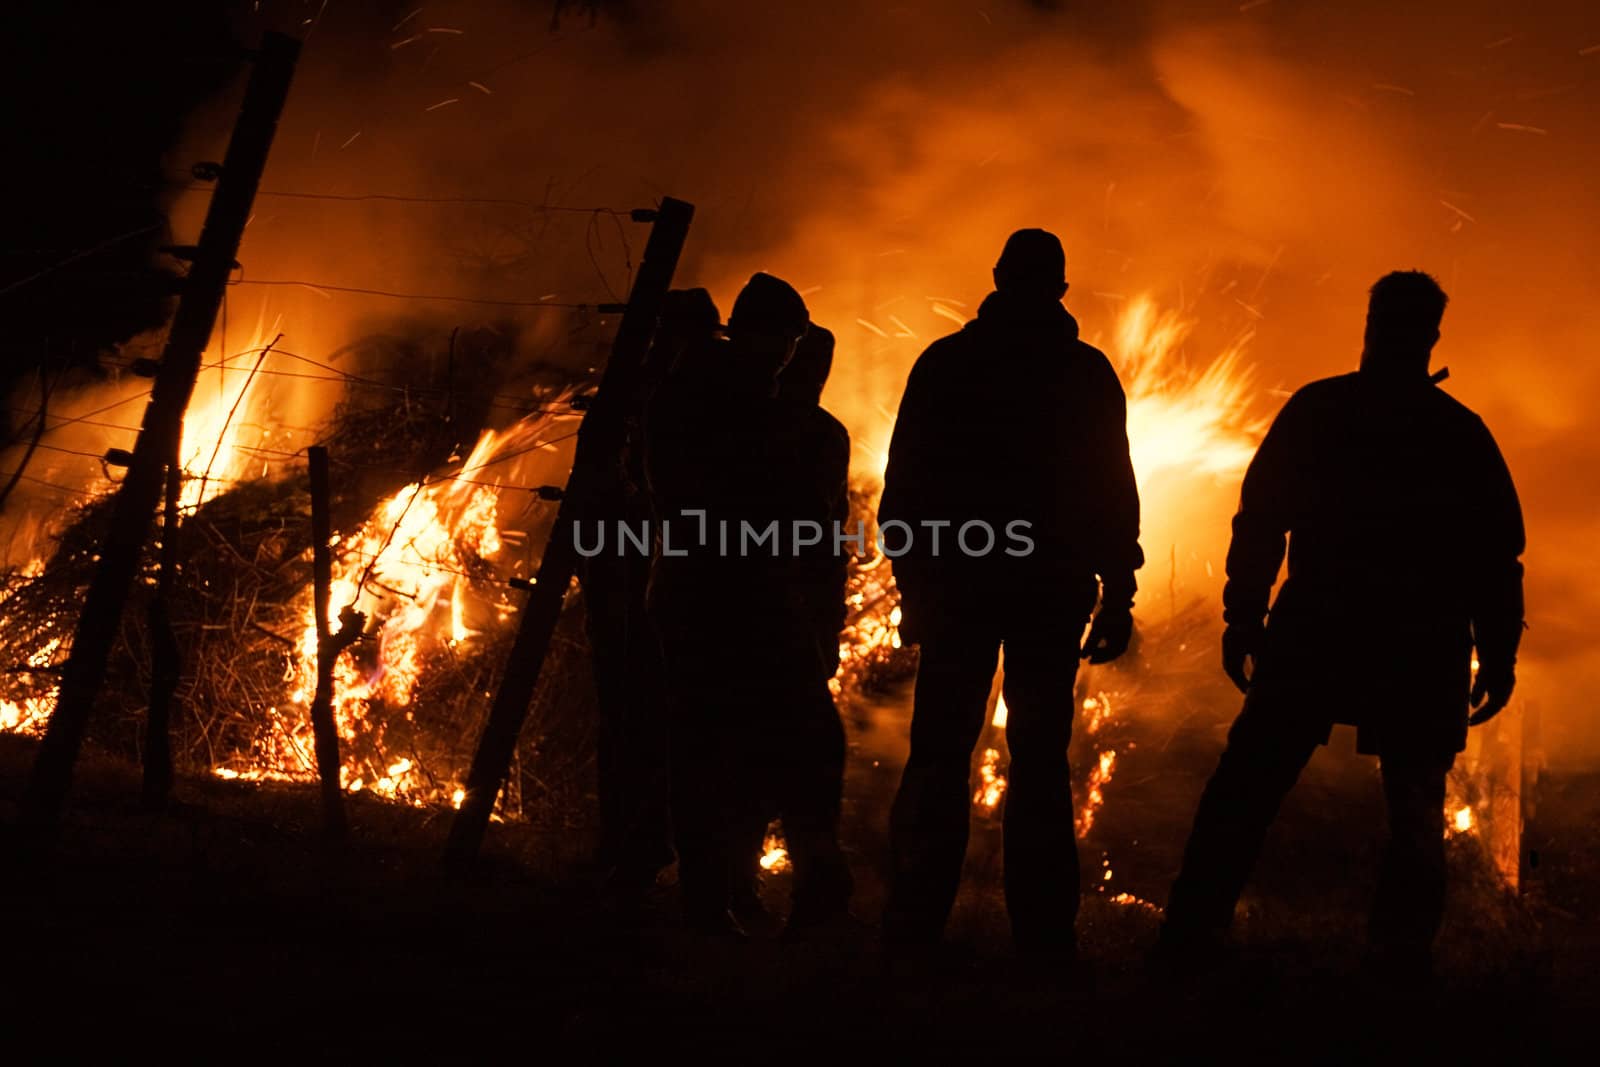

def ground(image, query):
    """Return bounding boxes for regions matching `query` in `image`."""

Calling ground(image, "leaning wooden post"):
[308,446,355,842]
[140,454,183,809]
[20,33,302,849]
[444,197,694,867]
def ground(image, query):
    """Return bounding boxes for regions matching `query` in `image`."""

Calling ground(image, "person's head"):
[728,272,810,376]
[1362,270,1447,374]
[993,228,1068,304]
[659,287,721,343]
[645,287,722,382]
[778,323,835,407]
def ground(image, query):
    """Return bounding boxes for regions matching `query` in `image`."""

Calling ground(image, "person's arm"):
[1466,418,1526,724]
[1218,392,1306,689]
[1077,355,1144,664]
[1222,395,1304,631]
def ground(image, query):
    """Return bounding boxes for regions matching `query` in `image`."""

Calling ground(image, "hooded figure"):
[1158,270,1526,978]
[878,229,1143,963]
[645,273,853,937]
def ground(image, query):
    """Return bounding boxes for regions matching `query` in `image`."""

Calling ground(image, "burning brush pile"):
[0,322,599,818]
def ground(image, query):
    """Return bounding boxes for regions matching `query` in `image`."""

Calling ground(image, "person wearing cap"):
[878,228,1144,966]
[580,288,722,892]
[1155,271,1526,980]
[645,273,852,937]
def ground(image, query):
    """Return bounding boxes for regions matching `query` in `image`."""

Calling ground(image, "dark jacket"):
[644,339,849,673]
[878,292,1143,603]
[784,395,852,678]
[1225,369,1525,754]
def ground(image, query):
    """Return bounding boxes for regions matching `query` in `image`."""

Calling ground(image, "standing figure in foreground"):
[646,274,852,936]
[879,229,1144,964]
[581,288,721,889]
[1157,271,1526,977]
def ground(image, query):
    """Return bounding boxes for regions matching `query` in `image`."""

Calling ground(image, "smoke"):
[11,0,1600,759]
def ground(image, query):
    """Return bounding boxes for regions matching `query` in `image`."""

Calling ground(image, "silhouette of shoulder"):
[1282,371,1490,434]
[809,406,850,462]
[903,330,971,381]
[1072,339,1126,399]
[910,322,1122,396]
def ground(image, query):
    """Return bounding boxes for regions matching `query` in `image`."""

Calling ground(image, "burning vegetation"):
[0,315,601,817]
[1,282,1529,874]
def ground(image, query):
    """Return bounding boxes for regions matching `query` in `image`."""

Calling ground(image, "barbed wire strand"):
[230,277,626,312]
[153,177,637,217]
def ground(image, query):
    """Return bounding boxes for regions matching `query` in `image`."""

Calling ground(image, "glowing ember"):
[1081,693,1112,734]
[0,694,53,737]
[832,553,905,698]
[973,687,1122,833]
[1451,804,1475,836]
[0,636,61,737]
[974,746,1008,811]
[1106,892,1165,916]
[1076,748,1118,837]
[760,826,791,872]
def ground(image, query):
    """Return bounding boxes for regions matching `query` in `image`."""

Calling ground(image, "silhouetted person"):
[879,230,1144,964]
[646,274,852,936]
[1156,271,1526,978]
[772,323,855,934]
[580,288,720,888]
[719,323,855,931]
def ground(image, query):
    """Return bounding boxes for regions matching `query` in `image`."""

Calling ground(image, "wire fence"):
[1,174,645,597]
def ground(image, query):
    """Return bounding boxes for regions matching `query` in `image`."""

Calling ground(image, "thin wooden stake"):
[444,197,694,867]
[308,445,355,842]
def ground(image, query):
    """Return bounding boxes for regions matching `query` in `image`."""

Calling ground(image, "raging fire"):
[217,417,563,803]
[1,312,576,811]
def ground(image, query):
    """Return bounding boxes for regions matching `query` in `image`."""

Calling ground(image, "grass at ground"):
[3,688,1596,1060]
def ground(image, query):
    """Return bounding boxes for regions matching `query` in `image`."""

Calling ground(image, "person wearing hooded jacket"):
[878,229,1144,963]
[645,274,853,937]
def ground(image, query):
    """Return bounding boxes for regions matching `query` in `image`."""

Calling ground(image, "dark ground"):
[3,675,1597,1061]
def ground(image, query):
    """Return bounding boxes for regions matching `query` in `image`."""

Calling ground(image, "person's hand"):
[1221,625,1261,694]
[1469,666,1516,726]
[1081,607,1133,665]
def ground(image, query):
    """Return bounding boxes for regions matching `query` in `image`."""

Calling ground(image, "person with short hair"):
[879,229,1144,966]
[1156,270,1527,978]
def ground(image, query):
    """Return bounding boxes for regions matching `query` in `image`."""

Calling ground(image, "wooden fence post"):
[20,33,302,849]
[444,197,694,867]
[307,445,356,842]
